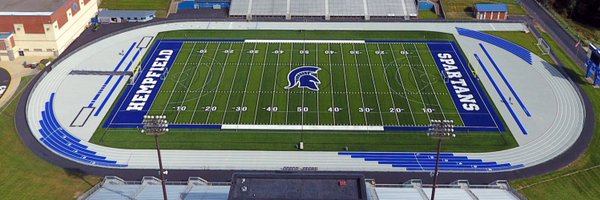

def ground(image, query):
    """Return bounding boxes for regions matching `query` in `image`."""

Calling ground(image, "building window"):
[46,27,50,31]
[16,28,21,31]
[54,25,58,29]
[34,49,43,52]
[46,49,53,52]
[73,3,79,11]
[23,49,30,51]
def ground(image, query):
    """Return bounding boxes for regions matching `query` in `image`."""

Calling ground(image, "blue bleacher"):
[38,93,127,168]
[456,27,532,65]
[339,152,523,172]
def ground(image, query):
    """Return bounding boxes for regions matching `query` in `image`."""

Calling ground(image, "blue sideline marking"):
[479,43,531,117]
[87,42,136,107]
[103,41,182,128]
[93,48,143,116]
[474,53,528,135]
[428,42,505,132]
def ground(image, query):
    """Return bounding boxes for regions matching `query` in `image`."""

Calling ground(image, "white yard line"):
[338,43,354,125]
[237,43,259,124]
[349,43,370,125]
[413,43,447,120]
[387,43,416,125]
[284,43,294,124]
[220,42,246,123]
[189,42,222,123]
[174,42,210,122]
[266,43,282,125]
[161,42,197,115]
[315,44,320,125]
[327,43,337,125]
[426,45,464,125]
[252,43,272,124]
[399,43,431,122]
[205,43,235,124]
[301,43,306,126]
[362,43,385,125]
[375,43,401,126]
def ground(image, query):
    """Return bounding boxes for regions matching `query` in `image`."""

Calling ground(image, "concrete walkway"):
[0,57,42,109]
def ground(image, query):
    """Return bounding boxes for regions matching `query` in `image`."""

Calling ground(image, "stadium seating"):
[338,152,524,171]
[456,27,532,64]
[38,93,127,167]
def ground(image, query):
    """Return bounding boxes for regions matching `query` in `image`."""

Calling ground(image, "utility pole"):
[142,115,170,200]
[428,119,455,200]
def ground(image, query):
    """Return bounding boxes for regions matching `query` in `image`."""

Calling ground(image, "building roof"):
[475,4,508,12]
[0,0,67,14]
[98,10,157,18]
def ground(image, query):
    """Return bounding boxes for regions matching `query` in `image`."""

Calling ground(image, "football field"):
[145,41,464,127]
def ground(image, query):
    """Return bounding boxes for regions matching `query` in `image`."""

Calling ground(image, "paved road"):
[520,0,589,66]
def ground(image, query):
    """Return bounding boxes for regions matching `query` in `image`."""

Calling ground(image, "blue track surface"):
[339,152,524,171]
[40,93,127,167]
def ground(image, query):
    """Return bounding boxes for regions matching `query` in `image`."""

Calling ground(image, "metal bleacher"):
[38,93,127,168]
[81,177,523,200]
[338,152,524,172]
[456,27,533,64]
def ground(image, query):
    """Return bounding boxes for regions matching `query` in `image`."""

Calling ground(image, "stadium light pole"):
[141,115,169,200]
[428,119,455,200]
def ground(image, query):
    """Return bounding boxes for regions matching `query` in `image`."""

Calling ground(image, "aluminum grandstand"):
[229,0,418,20]
[79,175,524,200]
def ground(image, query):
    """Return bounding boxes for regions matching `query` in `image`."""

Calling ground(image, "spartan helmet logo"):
[285,66,321,91]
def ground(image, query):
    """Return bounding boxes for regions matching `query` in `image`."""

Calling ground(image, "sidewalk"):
[0,56,44,109]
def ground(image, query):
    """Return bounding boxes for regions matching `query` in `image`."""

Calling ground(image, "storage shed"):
[474,4,508,21]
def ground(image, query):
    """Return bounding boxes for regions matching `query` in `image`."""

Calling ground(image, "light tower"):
[428,119,455,200]
[141,115,169,200]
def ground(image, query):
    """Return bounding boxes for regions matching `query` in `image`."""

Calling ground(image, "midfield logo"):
[285,66,321,91]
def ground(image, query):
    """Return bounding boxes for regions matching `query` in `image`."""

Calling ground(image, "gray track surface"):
[14,20,594,183]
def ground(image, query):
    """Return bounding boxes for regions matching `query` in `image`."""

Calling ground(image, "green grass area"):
[499,31,600,199]
[442,0,527,19]
[90,30,517,152]
[484,31,553,62]
[0,76,100,199]
[146,42,463,127]
[99,0,171,18]
[543,7,600,46]
[419,10,439,19]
